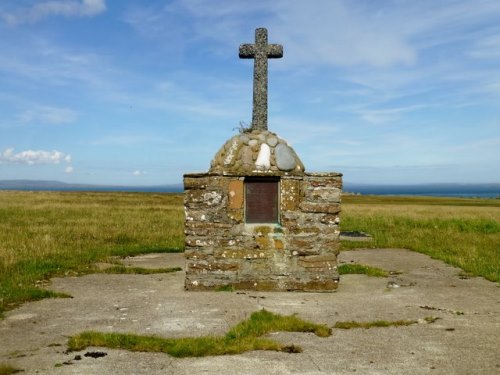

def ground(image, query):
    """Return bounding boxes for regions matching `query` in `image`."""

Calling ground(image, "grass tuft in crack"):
[68,309,331,357]
[333,319,417,329]
[338,264,389,277]
[0,363,22,375]
[98,266,182,275]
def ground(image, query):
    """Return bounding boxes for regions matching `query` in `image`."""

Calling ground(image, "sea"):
[0,181,499,198]
[342,184,500,199]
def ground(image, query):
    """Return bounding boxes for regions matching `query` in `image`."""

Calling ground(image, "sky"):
[0,0,499,186]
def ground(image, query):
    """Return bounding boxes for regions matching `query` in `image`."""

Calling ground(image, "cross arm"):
[239,44,256,58]
[267,44,283,58]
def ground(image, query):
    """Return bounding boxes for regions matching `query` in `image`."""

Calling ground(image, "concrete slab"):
[1,249,499,374]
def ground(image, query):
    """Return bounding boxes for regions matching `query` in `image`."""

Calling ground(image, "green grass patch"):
[215,285,234,292]
[0,364,22,375]
[341,195,500,282]
[68,309,331,357]
[342,195,500,207]
[338,264,389,277]
[424,316,440,324]
[333,319,417,329]
[0,191,184,316]
[2,191,499,316]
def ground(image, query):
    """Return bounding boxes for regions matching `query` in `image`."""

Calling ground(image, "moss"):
[253,226,272,235]
[0,364,22,375]
[215,285,234,292]
[68,309,331,357]
[333,319,418,329]
[338,264,389,277]
[98,266,182,275]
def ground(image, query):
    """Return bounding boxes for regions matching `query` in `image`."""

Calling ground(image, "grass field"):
[0,191,184,315]
[0,191,498,316]
[341,195,499,282]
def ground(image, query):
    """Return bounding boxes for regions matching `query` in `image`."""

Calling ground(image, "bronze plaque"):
[245,178,279,223]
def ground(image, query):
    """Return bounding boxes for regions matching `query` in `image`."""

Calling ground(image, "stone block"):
[287,225,321,234]
[280,179,300,210]
[183,174,210,189]
[275,143,297,171]
[273,239,284,250]
[321,243,340,255]
[288,235,318,251]
[185,222,232,237]
[187,261,240,273]
[184,250,212,260]
[289,279,339,291]
[228,180,244,209]
[215,248,272,260]
[293,247,321,256]
[298,255,337,270]
[185,189,224,208]
[227,209,244,223]
[304,173,342,189]
[319,214,341,225]
[304,186,341,203]
[255,236,272,249]
[299,202,341,214]
[184,163,342,291]
[185,237,214,247]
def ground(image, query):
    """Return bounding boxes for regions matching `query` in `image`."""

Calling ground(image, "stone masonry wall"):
[184,172,342,291]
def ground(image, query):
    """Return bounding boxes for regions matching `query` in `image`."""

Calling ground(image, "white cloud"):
[468,35,500,59]
[132,170,146,176]
[357,105,427,124]
[65,166,74,173]
[17,105,78,125]
[1,0,106,25]
[126,0,416,68]
[272,1,416,68]
[0,148,71,165]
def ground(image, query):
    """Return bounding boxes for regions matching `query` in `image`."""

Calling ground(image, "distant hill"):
[0,180,183,193]
[0,180,498,197]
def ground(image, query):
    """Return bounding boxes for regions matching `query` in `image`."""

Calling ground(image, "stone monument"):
[184,28,342,291]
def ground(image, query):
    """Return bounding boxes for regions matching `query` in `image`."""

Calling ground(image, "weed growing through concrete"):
[0,363,22,375]
[98,266,182,275]
[68,309,331,357]
[337,264,389,277]
[215,285,235,292]
[333,317,440,329]
[333,319,418,329]
[424,316,440,324]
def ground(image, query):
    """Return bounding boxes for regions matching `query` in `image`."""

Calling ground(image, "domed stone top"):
[209,129,305,175]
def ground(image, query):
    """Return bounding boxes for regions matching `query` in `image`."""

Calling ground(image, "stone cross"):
[239,28,283,131]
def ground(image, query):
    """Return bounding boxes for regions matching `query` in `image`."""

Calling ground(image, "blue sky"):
[0,0,499,185]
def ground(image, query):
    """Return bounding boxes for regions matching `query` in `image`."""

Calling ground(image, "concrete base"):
[1,249,499,374]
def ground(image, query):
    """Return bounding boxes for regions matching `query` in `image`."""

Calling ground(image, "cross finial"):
[239,28,283,131]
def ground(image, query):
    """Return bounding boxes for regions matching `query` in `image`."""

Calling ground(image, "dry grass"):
[0,191,183,267]
[1,191,498,316]
[0,364,21,375]
[0,191,184,315]
[333,319,418,329]
[341,195,500,282]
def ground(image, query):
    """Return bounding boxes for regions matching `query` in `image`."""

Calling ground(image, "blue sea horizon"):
[0,180,499,198]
